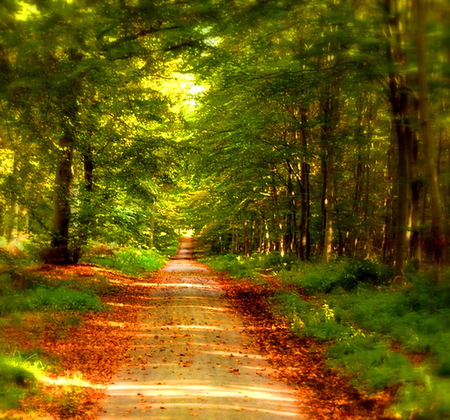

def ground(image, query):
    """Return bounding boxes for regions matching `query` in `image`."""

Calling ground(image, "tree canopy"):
[0,0,448,278]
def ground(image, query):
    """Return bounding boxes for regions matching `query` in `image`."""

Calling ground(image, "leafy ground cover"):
[213,273,393,420]
[0,247,168,419]
[204,254,450,419]
[85,246,168,277]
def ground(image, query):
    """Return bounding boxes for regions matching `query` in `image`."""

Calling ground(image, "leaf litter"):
[1,260,395,419]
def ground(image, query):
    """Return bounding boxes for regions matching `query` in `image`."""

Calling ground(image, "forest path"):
[99,237,304,419]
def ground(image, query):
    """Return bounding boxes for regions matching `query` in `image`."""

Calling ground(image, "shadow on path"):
[100,237,305,419]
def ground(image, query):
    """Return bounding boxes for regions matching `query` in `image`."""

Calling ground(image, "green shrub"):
[279,259,392,294]
[279,261,346,294]
[0,269,50,294]
[389,377,450,420]
[87,247,167,276]
[271,290,352,341]
[202,254,264,281]
[28,287,104,313]
[336,259,392,290]
[256,252,296,270]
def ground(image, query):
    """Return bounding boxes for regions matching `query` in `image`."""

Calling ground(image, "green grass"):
[0,265,106,316]
[201,252,294,283]
[0,352,45,410]
[0,281,105,316]
[86,247,167,276]
[207,252,450,419]
[201,254,263,281]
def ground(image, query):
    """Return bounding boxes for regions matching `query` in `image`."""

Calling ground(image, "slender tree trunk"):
[149,199,156,249]
[415,0,446,282]
[322,145,335,261]
[393,126,411,279]
[320,89,338,262]
[284,161,296,255]
[5,154,19,242]
[384,0,415,279]
[243,219,250,257]
[73,146,95,261]
[299,108,311,261]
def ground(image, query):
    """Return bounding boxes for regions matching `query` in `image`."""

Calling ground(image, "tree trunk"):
[415,0,446,282]
[384,0,415,280]
[284,160,296,255]
[299,108,311,261]
[49,131,75,263]
[322,146,335,261]
[243,219,250,256]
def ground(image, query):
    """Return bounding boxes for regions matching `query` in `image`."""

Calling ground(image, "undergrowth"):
[86,246,167,276]
[201,252,294,283]
[205,253,450,419]
[0,269,105,315]
[0,250,112,413]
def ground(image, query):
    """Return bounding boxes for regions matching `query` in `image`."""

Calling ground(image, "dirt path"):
[100,238,305,419]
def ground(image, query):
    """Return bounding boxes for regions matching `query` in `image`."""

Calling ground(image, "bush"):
[279,259,392,294]
[336,259,392,290]
[271,290,352,341]
[279,261,346,294]
[256,252,296,270]
[0,269,50,294]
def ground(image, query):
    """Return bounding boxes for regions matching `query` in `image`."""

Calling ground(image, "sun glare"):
[15,1,39,21]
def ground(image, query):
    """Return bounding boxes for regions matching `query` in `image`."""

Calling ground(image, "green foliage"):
[279,261,346,294]
[389,378,450,420]
[327,334,416,390]
[253,252,296,271]
[87,247,167,277]
[0,352,44,410]
[270,290,352,341]
[0,265,105,315]
[0,286,104,315]
[201,254,266,283]
[242,257,450,418]
[337,259,392,290]
[0,269,49,295]
[329,280,450,365]
[279,259,392,294]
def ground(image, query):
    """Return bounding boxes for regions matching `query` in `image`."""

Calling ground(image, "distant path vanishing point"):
[100,237,305,419]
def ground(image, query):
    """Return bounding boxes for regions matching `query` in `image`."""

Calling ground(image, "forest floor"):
[2,238,394,419]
